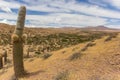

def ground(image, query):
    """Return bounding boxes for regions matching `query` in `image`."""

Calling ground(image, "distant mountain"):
[0,23,119,32]
[80,25,119,31]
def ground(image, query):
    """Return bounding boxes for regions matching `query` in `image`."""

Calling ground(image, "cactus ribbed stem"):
[12,6,26,78]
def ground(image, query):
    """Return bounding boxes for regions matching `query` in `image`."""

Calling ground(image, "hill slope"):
[0,33,120,80]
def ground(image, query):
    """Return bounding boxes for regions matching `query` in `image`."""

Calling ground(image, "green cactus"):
[12,6,26,78]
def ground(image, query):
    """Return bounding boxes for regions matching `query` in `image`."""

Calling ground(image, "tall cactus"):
[12,6,26,78]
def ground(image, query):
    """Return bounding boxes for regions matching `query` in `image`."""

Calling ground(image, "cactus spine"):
[12,6,26,78]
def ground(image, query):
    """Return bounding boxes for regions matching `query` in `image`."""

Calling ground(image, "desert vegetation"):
[0,30,117,53]
[104,32,118,42]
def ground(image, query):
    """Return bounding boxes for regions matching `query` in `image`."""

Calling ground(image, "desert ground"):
[0,23,120,80]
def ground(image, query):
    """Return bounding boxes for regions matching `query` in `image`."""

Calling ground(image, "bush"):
[41,53,52,59]
[69,52,81,61]
[81,42,96,51]
[86,42,96,47]
[104,36,112,42]
[35,51,41,55]
[81,47,88,51]
[55,71,69,80]
[105,33,118,42]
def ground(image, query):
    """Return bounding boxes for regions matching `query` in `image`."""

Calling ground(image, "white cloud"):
[105,0,120,9]
[20,0,120,19]
[25,13,108,27]
[0,19,8,24]
[0,19,15,25]
[0,7,12,13]
[0,12,17,20]
[0,0,20,13]
[50,13,107,26]
[0,0,20,8]
[0,0,119,28]
[0,11,108,27]
[0,0,120,19]
[88,0,120,9]
[48,1,120,19]
[88,0,108,7]
[1,0,119,18]
[106,24,120,29]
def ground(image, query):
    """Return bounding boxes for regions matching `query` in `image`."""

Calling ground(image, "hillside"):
[0,32,120,80]
[0,23,119,80]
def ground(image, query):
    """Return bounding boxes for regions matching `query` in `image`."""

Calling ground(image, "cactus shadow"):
[26,70,45,77]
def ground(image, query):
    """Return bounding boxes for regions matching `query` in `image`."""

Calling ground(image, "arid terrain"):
[0,23,120,80]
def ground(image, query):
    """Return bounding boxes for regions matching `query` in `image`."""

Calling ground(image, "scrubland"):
[0,23,120,80]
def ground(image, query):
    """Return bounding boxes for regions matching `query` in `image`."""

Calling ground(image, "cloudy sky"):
[0,0,120,28]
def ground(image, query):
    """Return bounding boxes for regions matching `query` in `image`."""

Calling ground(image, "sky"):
[0,0,120,28]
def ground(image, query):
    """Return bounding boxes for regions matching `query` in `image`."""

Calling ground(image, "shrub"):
[69,52,81,61]
[104,36,112,42]
[81,47,87,51]
[105,33,118,42]
[35,51,41,55]
[55,71,69,80]
[81,42,96,51]
[86,42,96,47]
[41,53,52,59]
